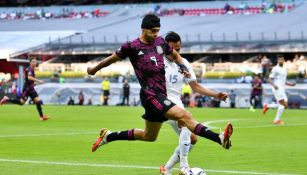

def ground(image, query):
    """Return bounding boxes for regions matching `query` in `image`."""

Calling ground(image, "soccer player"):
[249,74,263,112]
[88,14,233,161]
[0,58,49,121]
[263,55,295,124]
[160,31,229,175]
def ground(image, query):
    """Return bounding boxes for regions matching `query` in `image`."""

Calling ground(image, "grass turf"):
[0,105,306,175]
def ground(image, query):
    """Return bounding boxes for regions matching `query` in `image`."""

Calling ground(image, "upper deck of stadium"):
[1,0,307,59]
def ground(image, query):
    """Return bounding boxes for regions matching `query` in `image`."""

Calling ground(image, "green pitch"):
[0,105,306,175]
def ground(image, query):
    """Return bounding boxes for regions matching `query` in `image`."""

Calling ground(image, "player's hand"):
[217,92,228,102]
[38,80,44,84]
[289,82,296,86]
[87,67,96,75]
[178,64,191,78]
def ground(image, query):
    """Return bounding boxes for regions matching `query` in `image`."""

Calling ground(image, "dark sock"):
[194,124,221,144]
[9,98,22,105]
[106,129,135,142]
[36,104,44,117]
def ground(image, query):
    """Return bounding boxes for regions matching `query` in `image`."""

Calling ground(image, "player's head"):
[165,31,182,53]
[29,58,37,68]
[254,74,260,80]
[141,14,160,43]
[277,54,285,66]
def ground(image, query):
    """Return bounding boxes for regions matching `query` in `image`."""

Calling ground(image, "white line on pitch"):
[0,132,96,138]
[0,158,297,175]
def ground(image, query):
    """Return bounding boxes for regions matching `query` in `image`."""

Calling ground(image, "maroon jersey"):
[251,79,262,96]
[116,37,173,98]
[24,66,35,89]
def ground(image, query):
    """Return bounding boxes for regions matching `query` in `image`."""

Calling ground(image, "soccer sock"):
[274,105,285,121]
[106,129,135,142]
[267,103,278,108]
[165,143,195,170]
[36,103,44,117]
[179,127,191,169]
[194,123,221,144]
[165,145,180,170]
[9,98,22,105]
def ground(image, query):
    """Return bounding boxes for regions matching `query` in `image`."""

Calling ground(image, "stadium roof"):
[1,0,307,60]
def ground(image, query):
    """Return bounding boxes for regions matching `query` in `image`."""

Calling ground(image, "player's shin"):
[193,123,221,144]
[106,129,136,142]
[179,127,191,169]
[9,98,22,105]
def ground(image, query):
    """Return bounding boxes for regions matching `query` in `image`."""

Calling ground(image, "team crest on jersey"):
[156,46,163,54]
[164,100,171,106]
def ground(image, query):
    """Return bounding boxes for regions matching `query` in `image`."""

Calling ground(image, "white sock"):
[274,105,285,121]
[165,146,180,170]
[179,127,191,169]
[267,103,279,108]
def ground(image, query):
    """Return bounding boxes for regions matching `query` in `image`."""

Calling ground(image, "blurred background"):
[0,0,306,108]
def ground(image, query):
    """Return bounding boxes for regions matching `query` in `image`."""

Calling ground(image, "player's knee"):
[35,100,43,105]
[190,134,198,145]
[20,100,25,105]
[143,135,157,142]
[177,111,193,127]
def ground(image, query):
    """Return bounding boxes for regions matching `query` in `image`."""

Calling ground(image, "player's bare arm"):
[189,81,228,101]
[28,75,44,84]
[286,81,296,86]
[87,53,121,75]
[171,49,191,78]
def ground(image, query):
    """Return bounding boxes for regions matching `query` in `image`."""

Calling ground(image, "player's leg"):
[33,96,49,121]
[249,95,256,112]
[164,105,232,149]
[0,95,25,105]
[1,88,28,105]
[92,120,162,152]
[274,99,287,124]
[162,121,197,174]
[179,127,191,169]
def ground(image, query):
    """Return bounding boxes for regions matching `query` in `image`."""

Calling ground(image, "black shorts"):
[141,93,176,123]
[21,86,38,101]
[103,90,110,96]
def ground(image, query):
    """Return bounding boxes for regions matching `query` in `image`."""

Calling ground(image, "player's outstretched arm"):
[189,81,228,101]
[170,50,191,78]
[28,75,44,84]
[286,81,296,86]
[87,53,121,75]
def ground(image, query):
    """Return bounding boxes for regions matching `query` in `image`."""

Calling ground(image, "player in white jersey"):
[263,55,295,125]
[160,32,229,175]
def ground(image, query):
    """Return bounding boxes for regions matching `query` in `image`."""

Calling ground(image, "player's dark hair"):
[141,14,160,29]
[165,31,181,43]
[29,57,36,62]
[277,54,285,58]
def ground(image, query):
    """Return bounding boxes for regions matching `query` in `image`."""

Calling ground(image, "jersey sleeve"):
[27,68,33,76]
[269,67,277,79]
[115,42,130,60]
[183,59,197,83]
[161,38,173,55]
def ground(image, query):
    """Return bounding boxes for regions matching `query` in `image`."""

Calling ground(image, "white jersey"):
[269,65,287,89]
[164,57,197,107]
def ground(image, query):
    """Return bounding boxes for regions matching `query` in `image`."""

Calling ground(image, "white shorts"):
[166,120,182,136]
[165,97,184,135]
[272,88,288,102]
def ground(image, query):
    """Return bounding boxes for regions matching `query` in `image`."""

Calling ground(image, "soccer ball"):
[188,167,206,175]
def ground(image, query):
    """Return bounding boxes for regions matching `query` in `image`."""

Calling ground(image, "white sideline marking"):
[0,132,96,138]
[203,119,307,129]
[0,158,297,175]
